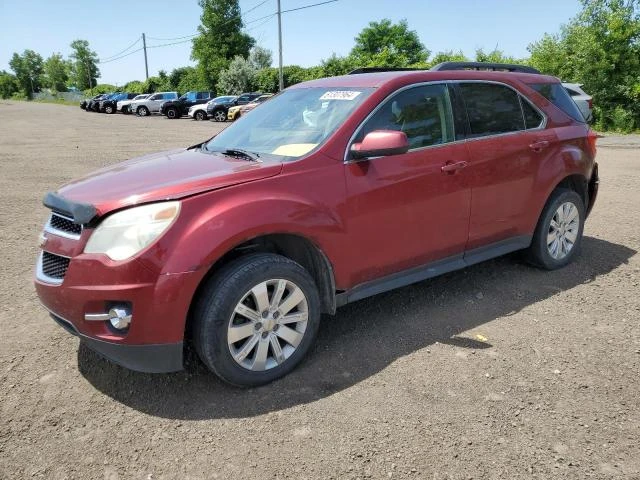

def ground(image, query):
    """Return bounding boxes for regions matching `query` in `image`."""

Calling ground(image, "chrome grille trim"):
[45,212,82,240]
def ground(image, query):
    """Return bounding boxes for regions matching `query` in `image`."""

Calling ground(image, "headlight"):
[85,202,180,261]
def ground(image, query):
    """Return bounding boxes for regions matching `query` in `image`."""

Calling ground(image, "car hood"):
[55,147,282,218]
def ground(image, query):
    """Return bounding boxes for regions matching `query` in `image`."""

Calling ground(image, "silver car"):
[129,92,178,116]
[562,83,593,122]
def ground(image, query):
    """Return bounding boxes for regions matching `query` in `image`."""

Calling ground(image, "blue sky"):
[0,0,581,86]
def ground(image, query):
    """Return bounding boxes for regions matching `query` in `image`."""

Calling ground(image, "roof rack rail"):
[348,67,424,75]
[430,61,540,74]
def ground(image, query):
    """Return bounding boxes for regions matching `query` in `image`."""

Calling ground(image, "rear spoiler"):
[43,192,98,225]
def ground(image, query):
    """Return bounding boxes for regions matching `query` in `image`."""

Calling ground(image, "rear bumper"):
[50,312,183,373]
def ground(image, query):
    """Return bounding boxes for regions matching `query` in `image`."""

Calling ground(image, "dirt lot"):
[0,101,638,480]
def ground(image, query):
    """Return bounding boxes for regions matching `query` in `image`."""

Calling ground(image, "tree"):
[528,0,640,131]
[249,46,273,70]
[69,39,100,90]
[9,50,44,96]
[217,55,256,94]
[351,19,429,65]
[43,53,70,92]
[427,50,469,68]
[0,71,19,99]
[191,0,255,90]
[475,48,526,64]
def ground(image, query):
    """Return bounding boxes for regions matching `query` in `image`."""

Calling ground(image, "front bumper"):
[49,311,183,373]
[227,109,240,120]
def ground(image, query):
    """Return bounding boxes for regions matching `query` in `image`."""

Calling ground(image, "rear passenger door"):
[457,82,550,250]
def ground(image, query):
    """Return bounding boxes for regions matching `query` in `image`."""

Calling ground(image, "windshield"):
[204,87,373,160]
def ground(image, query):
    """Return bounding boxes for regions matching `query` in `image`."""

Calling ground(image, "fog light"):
[108,307,132,330]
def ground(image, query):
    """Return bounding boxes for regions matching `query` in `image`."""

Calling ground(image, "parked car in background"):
[86,94,112,112]
[117,94,150,114]
[159,91,214,119]
[100,93,139,114]
[129,92,178,116]
[562,83,593,122]
[206,92,261,122]
[80,94,104,110]
[35,62,598,386]
[188,96,237,121]
[227,93,273,121]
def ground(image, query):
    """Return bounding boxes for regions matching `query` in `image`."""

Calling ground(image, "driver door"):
[344,83,471,286]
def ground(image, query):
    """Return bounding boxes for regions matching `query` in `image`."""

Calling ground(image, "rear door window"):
[459,83,524,137]
[529,83,585,122]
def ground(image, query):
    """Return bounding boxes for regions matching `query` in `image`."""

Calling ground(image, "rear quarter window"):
[530,83,585,122]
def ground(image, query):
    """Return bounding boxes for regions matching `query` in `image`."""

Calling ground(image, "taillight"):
[588,98,593,109]
[587,129,598,157]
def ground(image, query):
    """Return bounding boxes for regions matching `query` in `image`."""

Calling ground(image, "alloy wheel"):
[227,279,309,371]
[547,201,580,259]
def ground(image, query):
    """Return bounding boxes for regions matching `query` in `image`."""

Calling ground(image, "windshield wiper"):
[219,148,261,162]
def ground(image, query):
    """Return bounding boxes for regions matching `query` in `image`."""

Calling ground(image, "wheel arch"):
[184,232,337,340]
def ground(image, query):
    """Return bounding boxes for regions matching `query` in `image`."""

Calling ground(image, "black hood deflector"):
[43,191,98,225]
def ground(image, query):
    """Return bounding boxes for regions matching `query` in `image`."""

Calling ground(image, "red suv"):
[35,62,599,386]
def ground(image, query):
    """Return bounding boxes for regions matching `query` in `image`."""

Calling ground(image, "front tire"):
[525,189,585,270]
[104,104,114,114]
[137,106,150,116]
[212,109,227,122]
[193,253,321,387]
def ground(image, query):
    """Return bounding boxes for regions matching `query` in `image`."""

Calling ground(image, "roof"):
[290,70,559,90]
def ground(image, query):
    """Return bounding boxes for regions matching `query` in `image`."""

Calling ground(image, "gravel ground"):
[0,101,638,480]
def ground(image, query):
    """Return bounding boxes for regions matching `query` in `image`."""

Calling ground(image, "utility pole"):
[142,33,149,80]
[276,0,284,91]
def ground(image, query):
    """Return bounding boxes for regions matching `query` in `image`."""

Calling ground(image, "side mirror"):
[350,130,409,160]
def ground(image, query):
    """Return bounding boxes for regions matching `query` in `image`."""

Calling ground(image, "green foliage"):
[249,46,273,70]
[43,53,70,92]
[351,19,429,65]
[254,65,317,93]
[217,55,256,94]
[191,0,255,90]
[474,48,526,64]
[123,80,145,93]
[0,70,20,99]
[529,0,640,130]
[9,49,44,97]
[69,40,100,90]
[427,50,469,67]
[87,84,116,95]
[142,76,172,93]
[319,54,358,76]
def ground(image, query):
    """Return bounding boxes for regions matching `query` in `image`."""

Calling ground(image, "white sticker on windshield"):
[319,91,362,101]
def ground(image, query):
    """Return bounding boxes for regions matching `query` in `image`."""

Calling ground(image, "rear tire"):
[104,105,114,114]
[122,106,130,114]
[195,110,206,121]
[525,189,585,270]
[193,253,321,387]
[166,107,179,119]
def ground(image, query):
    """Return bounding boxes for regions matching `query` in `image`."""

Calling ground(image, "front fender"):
[136,181,347,283]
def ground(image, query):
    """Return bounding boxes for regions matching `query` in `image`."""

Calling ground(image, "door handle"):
[529,140,550,152]
[441,161,468,174]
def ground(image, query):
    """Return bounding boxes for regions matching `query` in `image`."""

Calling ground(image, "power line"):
[146,33,199,41]
[281,0,338,14]
[243,0,271,16]
[146,38,195,49]
[245,15,275,32]
[98,47,145,64]
[99,36,142,62]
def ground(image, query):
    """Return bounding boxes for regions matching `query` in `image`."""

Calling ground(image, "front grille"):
[48,213,82,236]
[41,252,70,280]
